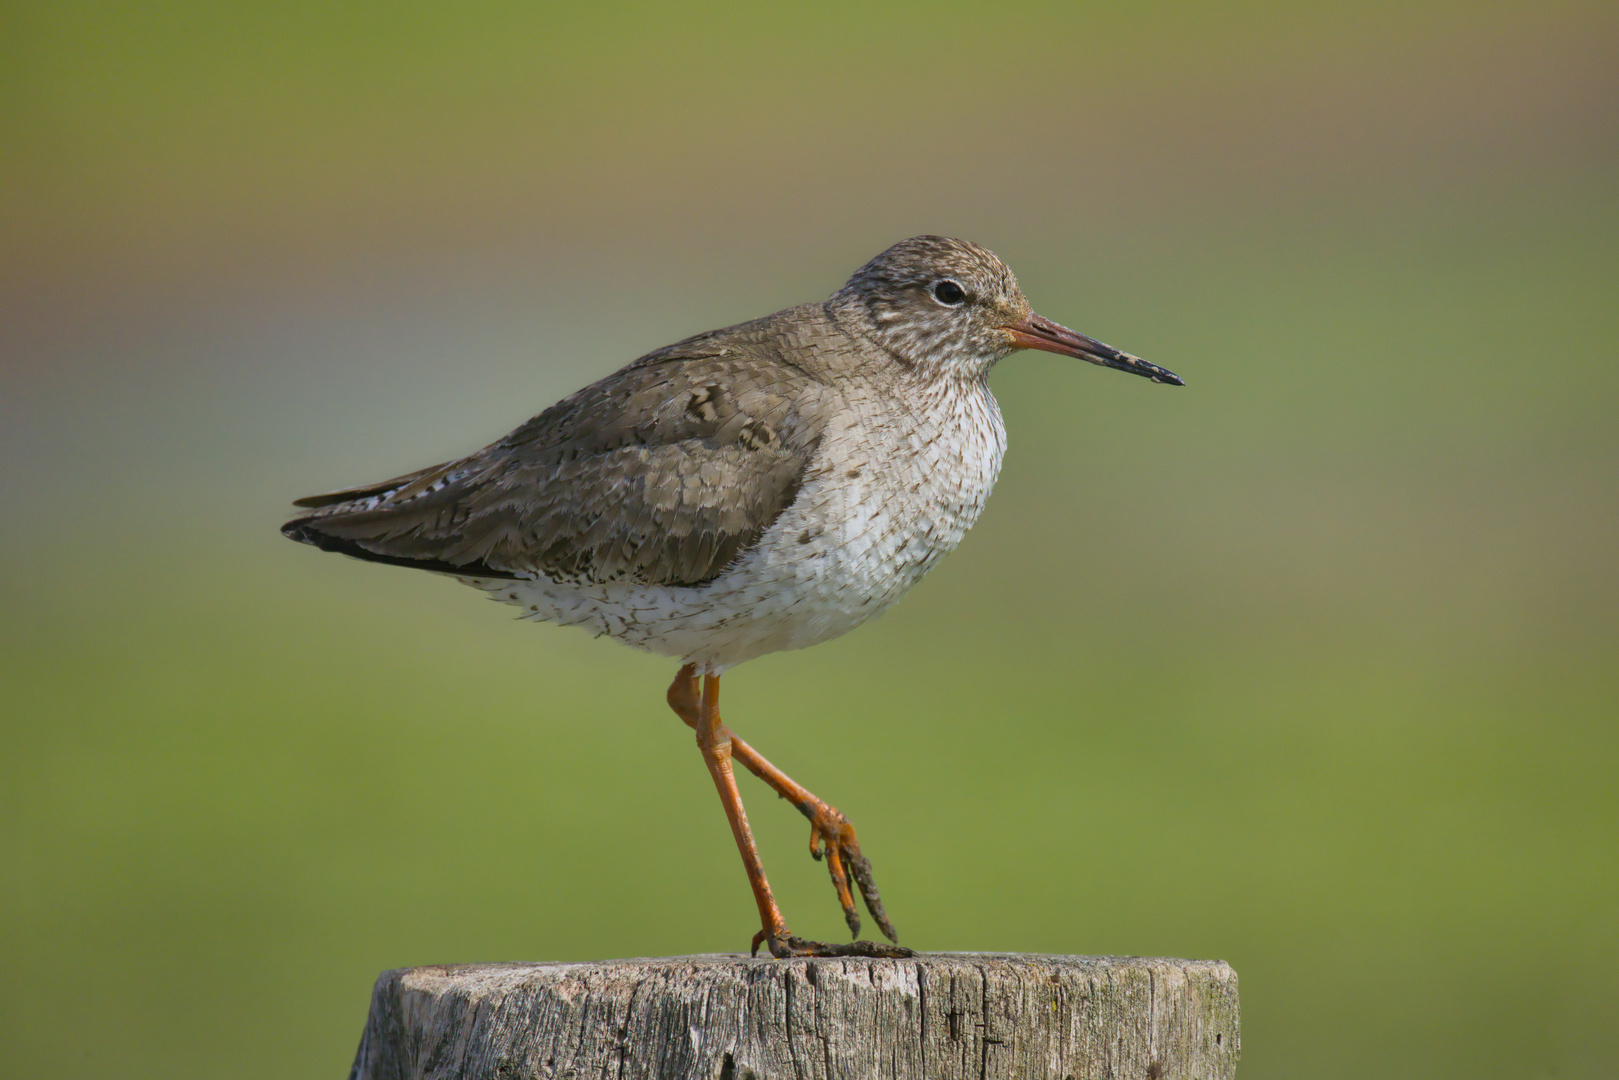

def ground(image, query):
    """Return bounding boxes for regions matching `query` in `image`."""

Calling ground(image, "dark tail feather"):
[280,519,523,580]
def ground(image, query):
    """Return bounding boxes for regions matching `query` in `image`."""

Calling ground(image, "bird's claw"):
[753,928,913,959]
[803,801,898,944]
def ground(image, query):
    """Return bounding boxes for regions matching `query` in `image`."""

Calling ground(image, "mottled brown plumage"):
[282,236,1181,958]
[286,334,828,586]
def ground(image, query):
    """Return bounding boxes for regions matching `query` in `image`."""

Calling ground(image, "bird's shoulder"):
[501,304,842,462]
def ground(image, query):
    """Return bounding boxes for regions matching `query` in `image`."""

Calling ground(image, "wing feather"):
[288,463,451,508]
[282,340,831,588]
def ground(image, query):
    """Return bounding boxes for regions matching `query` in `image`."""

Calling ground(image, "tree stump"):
[349,953,1239,1079]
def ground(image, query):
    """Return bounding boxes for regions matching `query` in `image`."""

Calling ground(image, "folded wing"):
[283,346,828,587]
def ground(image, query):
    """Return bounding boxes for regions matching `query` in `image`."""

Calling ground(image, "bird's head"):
[830,235,1183,386]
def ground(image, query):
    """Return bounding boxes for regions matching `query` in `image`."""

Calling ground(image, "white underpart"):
[460,373,1007,671]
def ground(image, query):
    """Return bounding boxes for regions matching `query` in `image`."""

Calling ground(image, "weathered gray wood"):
[349,953,1239,1080]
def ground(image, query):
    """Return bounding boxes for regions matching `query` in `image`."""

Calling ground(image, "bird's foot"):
[802,801,898,944]
[752,928,914,959]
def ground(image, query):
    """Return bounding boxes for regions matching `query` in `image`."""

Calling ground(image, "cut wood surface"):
[349,953,1239,1080]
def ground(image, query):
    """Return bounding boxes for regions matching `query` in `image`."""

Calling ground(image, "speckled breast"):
[476,376,1007,670]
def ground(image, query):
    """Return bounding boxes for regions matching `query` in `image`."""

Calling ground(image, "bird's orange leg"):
[726,734,897,944]
[666,664,908,958]
[667,664,792,956]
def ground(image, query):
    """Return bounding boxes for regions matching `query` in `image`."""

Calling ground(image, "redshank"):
[282,236,1183,957]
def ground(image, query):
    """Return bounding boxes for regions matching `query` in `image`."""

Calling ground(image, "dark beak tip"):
[1005,317,1184,386]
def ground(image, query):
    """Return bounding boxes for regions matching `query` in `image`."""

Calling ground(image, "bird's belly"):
[470,387,1006,669]
[469,494,985,669]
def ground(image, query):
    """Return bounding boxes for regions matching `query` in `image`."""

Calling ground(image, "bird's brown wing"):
[282,338,832,587]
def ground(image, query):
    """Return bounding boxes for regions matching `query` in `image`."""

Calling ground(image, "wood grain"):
[349,953,1239,1079]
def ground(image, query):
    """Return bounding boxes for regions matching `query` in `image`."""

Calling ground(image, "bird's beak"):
[1001,314,1184,386]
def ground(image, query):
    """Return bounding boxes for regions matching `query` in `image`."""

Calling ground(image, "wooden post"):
[349,953,1239,1079]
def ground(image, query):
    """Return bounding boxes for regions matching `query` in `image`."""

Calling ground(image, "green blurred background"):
[4,2,1615,1077]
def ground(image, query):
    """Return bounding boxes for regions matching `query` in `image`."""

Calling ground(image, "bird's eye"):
[931,279,967,307]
